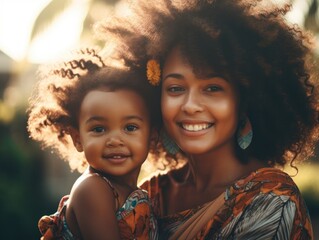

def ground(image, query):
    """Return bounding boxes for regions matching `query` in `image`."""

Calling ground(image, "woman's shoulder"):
[225,167,310,226]
[226,167,302,202]
[220,167,313,239]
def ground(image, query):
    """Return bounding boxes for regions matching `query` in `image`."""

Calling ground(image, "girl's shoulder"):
[68,172,120,210]
[71,172,117,194]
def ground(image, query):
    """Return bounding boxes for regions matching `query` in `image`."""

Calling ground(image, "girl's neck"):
[88,166,139,190]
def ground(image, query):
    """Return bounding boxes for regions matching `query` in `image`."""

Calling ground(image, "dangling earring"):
[237,117,253,150]
[161,130,180,155]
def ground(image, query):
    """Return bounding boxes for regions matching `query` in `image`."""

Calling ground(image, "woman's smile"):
[179,122,213,132]
[162,47,239,155]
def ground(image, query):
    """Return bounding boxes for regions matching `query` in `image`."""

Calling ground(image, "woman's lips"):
[180,122,213,132]
[177,121,214,137]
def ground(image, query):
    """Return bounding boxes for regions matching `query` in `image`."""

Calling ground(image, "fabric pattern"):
[38,174,158,240]
[141,167,313,240]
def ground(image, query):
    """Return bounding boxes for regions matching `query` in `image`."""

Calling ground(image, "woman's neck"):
[185,149,266,192]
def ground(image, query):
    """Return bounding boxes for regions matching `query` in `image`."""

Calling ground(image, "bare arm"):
[67,174,121,240]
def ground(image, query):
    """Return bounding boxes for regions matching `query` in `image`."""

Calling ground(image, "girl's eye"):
[125,124,138,132]
[92,126,105,133]
[167,86,184,93]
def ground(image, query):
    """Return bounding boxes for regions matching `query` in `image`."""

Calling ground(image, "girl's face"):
[72,88,152,177]
[161,47,239,156]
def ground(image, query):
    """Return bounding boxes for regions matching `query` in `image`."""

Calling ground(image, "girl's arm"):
[67,174,121,240]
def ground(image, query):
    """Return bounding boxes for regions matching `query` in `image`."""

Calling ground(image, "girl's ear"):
[68,127,83,152]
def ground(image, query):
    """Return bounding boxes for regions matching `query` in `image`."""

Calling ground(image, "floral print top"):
[141,167,313,239]
[38,174,158,240]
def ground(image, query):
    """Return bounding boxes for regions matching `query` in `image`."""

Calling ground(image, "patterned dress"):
[141,167,313,239]
[38,174,158,240]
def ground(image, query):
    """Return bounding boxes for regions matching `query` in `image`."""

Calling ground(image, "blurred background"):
[0,0,318,239]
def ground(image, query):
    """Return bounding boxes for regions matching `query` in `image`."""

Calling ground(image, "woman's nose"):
[181,91,203,114]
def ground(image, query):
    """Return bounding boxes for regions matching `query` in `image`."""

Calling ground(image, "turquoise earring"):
[237,117,253,150]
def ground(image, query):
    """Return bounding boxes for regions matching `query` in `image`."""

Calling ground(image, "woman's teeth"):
[181,123,212,131]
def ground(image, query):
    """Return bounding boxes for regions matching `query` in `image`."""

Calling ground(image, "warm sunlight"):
[270,0,311,26]
[28,1,90,63]
[0,0,50,61]
[0,0,89,64]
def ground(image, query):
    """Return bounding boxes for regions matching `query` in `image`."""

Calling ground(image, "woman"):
[96,0,319,239]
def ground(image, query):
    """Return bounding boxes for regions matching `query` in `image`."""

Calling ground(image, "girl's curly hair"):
[27,48,161,172]
[95,0,319,169]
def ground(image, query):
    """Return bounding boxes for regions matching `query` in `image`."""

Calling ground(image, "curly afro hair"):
[96,0,319,168]
[27,48,161,172]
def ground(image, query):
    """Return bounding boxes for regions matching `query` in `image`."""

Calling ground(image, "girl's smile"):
[102,152,131,164]
[73,88,152,177]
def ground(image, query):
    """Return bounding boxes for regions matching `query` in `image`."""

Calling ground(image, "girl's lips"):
[103,153,130,163]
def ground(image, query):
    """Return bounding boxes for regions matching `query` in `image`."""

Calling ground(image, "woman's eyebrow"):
[163,73,184,81]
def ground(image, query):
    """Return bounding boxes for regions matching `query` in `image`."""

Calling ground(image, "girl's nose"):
[181,91,203,114]
[105,134,124,147]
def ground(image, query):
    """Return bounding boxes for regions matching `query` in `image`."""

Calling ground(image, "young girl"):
[27,49,160,239]
[97,0,319,239]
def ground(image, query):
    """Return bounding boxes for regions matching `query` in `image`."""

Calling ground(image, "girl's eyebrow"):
[85,116,105,124]
[124,115,144,122]
[85,115,144,125]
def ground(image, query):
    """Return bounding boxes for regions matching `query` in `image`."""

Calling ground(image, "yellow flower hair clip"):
[146,59,161,86]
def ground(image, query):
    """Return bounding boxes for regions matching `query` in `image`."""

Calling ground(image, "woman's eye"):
[167,86,184,93]
[125,124,138,132]
[206,85,222,92]
[92,126,105,133]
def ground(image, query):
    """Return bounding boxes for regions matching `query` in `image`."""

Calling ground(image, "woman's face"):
[161,47,239,156]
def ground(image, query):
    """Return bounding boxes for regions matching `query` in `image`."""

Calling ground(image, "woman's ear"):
[68,127,83,152]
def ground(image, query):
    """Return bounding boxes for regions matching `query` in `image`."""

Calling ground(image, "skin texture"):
[66,89,152,239]
[161,47,266,214]
[162,47,239,156]
[73,89,151,179]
